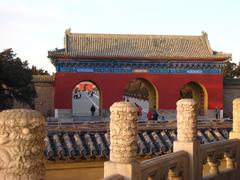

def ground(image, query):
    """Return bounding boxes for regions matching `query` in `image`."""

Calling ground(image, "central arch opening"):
[123,78,158,119]
[72,81,101,118]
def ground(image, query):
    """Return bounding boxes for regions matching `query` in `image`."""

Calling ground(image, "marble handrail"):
[200,139,240,178]
[140,150,189,180]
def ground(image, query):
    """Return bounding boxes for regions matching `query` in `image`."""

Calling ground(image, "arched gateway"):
[48,29,231,119]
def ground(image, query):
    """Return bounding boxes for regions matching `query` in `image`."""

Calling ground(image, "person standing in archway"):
[147,110,153,120]
[153,110,159,120]
[215,107,220,119]
[137,105,142,117]
[90,105,96,116]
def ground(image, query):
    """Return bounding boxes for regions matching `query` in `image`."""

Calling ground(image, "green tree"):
[234,63,240,78]
[223,60,240,78]
[223,60,237,78]
[31,65,49,75]
[0,49,36,110]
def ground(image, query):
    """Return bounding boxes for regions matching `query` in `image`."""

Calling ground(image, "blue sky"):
[1,0,240,73]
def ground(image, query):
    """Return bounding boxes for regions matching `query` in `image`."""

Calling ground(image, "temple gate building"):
[48,29,231,119]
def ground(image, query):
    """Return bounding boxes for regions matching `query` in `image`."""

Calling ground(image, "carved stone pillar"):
[0,109,45,180]
[173,99,200,180]
[176,99,197,142]
[229,98,240,177]
[229,98,240,139]
[104,101,140,180]
[109,101,138,163]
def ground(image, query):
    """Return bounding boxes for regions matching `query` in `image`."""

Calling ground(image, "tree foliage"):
[223,60,240,78]
[0,49,36,110]
[31,65,49,75]
[234,64,240,78]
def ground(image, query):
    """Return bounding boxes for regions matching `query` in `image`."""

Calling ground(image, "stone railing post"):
[0,109,46,180]
[104,101,140,180]
[229,98,240,176]
[229,98,240,139]
[173,99,200,180]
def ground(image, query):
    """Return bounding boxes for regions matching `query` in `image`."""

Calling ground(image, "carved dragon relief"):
[0,109,45,180]
[109,102,138,163]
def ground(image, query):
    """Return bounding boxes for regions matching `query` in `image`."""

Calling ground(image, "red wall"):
[54,73,223,110]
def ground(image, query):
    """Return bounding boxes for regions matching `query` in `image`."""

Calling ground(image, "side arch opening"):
[179,81,208,116]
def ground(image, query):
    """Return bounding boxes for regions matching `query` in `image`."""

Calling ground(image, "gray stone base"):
[158,109,176,121]
[157,109,223,121]
[53,109,223,120]
[204,109,223,120]
[54,109,72,118]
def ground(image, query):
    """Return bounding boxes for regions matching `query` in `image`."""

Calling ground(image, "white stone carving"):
[0,109,45,180]
[176,99,197,142]
[232,98,240,133]
[109,101,138,163]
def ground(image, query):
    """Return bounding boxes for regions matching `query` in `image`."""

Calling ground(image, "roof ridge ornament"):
[65,28,71,35]
[64,28,71,52]
[201,31,208,37]
[201,31,213,55]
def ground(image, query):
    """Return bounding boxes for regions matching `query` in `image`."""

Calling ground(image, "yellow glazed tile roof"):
[49,29,231,60]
